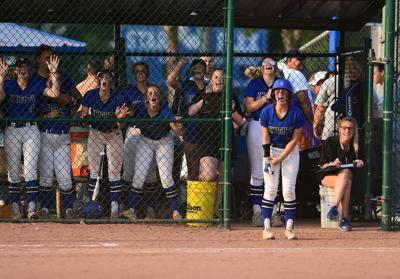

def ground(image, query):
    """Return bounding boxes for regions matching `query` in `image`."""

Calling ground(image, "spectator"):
[189,68,243,181]
[0,56,60,219]
[308,71,328,108]
[243,56,279,227]
[313,73,337,140]
[80,69,129,219]
[121,61,159,218]
[120,85,184,220]
[76,60,102,97]
[318,117,364,231]
[200,56,213,81]
[260,79,305,240]
[278,48,314,150]
[331,57,364,127]
[33,45,77,219]
[168,58,207,181]
[372,63,384,195]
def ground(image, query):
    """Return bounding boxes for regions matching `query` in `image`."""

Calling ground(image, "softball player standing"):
[260,79,305,240]
[80,69,129,219]
[0,56,60,219]
[244,56,277,226]
[121,62,158,187]
[120,85,184,220]
[34,45,77,218]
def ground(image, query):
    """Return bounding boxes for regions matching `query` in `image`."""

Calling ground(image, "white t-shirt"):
[277,62,309,94]
[373,83,384,118]
[315,76,337,140]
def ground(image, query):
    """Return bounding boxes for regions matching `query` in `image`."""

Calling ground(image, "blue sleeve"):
[294,109,306,129]
[61,73,75,95]
[162,106,175,119]
[244,79,257,99]
[3,80,12,95]
[259,108,269,127]
[81,90,92,107]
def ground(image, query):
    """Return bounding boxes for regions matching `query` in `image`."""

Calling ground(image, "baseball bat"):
[92,150,106,202]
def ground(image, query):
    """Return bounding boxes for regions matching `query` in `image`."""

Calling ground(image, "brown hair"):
[337,116,359,156]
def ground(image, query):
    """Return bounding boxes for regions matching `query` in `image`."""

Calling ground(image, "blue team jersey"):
[121,85,145,111]
[260,104,305,148]
[3,75,47,119]
[136,105,174,140]
[81,89,125,132]
[35,72,75,133]
[244,76,275,120]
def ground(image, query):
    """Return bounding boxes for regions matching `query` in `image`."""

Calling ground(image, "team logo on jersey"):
[256,91,267,100]
[91,109,115,119]
[9,95,36,104]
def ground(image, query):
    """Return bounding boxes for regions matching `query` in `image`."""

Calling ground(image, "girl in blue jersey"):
[80,69,130,219]
[168,58,207,180]
[0,55,60,219]
[120,85,184,220]
[244,56,278,227]
[260,79,305,240]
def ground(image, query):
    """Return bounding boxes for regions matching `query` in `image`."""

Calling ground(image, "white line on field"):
[1,244,400,254]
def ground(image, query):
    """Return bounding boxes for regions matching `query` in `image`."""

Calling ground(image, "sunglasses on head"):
[262,60,276,67]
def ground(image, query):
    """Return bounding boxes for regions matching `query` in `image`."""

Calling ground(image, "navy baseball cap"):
[14,56,32,67]
[287,48,306,60]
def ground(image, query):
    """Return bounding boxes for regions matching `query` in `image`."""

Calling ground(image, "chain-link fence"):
[0,2,377,227]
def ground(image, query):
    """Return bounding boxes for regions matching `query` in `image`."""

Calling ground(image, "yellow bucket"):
[186,180,217,226]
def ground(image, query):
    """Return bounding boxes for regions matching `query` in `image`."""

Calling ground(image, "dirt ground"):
[0,220,399,279]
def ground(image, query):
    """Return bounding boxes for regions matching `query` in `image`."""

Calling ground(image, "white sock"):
[263,218,271,230]
[272,204,278,215]
[286,219,294,231]
[111,201,119,213]
[28,201,36,212]
[12,202,20,214]
[41,207,49,213]
[253,205,261,215]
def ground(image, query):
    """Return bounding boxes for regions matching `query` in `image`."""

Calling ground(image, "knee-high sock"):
[8,182,20,204]
[165,185,179,211]
[26,180,39,204]
[130,186,143,211]
[250,184,264,213]
[110,180,122,203]
[261,198,274,229]
[284,199,296,230]
[61,187,75,210]
[39,185,52,209]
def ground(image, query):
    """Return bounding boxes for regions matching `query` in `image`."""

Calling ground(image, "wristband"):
[262,144,270,158]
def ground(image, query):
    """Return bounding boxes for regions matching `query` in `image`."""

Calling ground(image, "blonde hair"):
[244,66,261,79]
[337,117,359,157]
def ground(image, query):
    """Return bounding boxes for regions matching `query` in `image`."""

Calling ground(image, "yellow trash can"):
[186,180,217,226]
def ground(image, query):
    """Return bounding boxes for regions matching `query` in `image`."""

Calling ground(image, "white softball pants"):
[39,132,72,191]
[263,146,299,202]
[246,119,264,186]
[132,133,174,190]
[5,125,41,183]
[88,128,123,182]
[122,126,158,183]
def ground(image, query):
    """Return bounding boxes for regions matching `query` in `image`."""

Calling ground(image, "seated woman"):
[188,68,243,182]
[121,85,184,220]
[318,117,364,231]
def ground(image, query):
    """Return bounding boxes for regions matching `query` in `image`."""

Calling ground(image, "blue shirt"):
[260,104,305,148]
[35,72,76,133]
[81,89,125,132]
[3,75,47,119]
[136,105,174,140]
[121,85,146,127]
[244,76,274,120]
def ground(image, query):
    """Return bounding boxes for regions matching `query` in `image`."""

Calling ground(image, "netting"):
[0,2,374,226]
